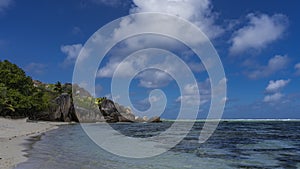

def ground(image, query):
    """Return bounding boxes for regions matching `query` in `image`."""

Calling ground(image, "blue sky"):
[0,0,299,119]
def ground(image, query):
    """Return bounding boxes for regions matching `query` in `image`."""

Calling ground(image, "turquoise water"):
[16,121,300,169]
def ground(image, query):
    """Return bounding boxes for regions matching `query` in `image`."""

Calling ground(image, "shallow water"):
[15,121,300,169]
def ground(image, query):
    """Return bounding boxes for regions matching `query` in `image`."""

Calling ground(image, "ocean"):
[16,121,300,169]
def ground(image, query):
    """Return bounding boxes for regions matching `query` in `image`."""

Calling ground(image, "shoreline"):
[0,118,68,169]
[162,118,300,122]
[1,118,299,169]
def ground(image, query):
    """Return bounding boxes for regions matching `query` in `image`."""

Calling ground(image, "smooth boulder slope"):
[30,93,79,122]
[98,99,161,123]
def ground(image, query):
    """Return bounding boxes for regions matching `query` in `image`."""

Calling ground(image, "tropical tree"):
[0,83,15,116]
[0,60,43,117]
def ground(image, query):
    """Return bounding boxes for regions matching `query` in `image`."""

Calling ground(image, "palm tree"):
[54,81,63,94]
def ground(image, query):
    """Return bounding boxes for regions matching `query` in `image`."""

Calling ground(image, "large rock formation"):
[48,93,78,122]
[98,99,161,123]
[30,93,79,122]
[32,93,161,123]
[115,103,135,122]
[74,106,105,123]
[99,99,134,123]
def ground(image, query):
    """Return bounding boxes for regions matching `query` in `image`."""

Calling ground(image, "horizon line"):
[161,118,300,122]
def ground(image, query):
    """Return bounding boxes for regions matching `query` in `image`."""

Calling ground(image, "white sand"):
[0,118,67,169]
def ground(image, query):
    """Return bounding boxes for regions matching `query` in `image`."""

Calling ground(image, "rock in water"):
[99,99,120,123]
[99,99,139,122]
[134,116,144,123]
[118,113,135,122]
[147,116,162,123]
[143,116,148,121]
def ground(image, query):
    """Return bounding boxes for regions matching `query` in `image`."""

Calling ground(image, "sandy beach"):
[0,118,66,169]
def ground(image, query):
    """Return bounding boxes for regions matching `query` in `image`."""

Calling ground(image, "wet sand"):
[0,118,67,169]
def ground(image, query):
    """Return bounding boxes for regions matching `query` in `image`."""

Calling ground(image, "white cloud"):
[110,14,211,51]
[97,61,118,77]
[295,63,300,76]
[0,0,13,13]
[265,79,290,93]
[230,13,288,55]
[61,44,83,64]
[183,83,199,95]
[98,52,190,88]
[177,95,199,106]
[188,62,206,73]
[149,95,161,103]
[176,83,200,105]
[98,0,221,55]
[176,79,211,106]
[263,93,283,102]
[138,70,172,88]
[24,62,46,75]
[140,95,162,106]
[263,79,290,103]
[95,0,224,88]
[247,55,289,79]
[130,0,224,39]
[98,53,150,78]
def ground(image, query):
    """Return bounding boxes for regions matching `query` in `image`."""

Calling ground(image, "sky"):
[0,0,299,119]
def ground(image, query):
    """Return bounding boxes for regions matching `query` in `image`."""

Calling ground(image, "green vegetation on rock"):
[0,60,161,123]
[0,60,71,119]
